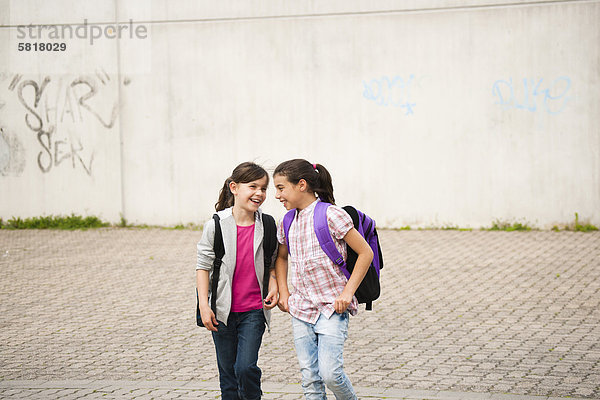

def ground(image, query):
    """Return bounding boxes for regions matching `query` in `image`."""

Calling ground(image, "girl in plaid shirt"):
[273,159,374,400]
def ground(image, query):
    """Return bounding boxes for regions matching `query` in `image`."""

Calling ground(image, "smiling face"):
[274,173,315,210]
[230,175,268,214]
[273,174,297,210]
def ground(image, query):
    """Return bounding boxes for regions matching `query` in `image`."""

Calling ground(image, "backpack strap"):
[313,202,352,280]
[261,213,277,299]
[197,213,225,327]
[210,213,225,314]
[282,209,296,254]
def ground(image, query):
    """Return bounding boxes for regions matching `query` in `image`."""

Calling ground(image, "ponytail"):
[215,178,234,211]
[215,162,269,211]
[313,163,335,204]
[273,159,335,205]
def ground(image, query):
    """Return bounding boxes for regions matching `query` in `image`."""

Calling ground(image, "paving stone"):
[0,229,599,399]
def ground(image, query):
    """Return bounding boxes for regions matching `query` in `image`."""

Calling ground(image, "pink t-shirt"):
[231,224,263,312]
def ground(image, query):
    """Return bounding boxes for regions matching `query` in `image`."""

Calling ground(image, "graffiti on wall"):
[0,127,26,177]
[362,75,417,115]
[0,68,120,176]
[492,77,571,115]
[0,72,26,177]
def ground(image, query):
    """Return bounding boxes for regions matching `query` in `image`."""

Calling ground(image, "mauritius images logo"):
[16,19,148,45]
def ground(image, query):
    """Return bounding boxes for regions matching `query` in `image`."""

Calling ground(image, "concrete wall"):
[1,0,599,228]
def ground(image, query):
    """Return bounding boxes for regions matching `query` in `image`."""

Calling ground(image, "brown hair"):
[273,159,335,204]
[215,162,269,211]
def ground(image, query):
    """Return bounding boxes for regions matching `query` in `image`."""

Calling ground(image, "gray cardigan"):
[196,207,277,327]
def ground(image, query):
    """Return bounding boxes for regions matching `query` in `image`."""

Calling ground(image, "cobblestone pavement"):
[0,229,599,399]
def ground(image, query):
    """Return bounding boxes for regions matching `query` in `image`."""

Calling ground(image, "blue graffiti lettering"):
[492,76,571,115]
[363,75,416,115]
[544,77,571,115]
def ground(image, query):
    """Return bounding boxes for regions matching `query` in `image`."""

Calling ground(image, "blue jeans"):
[212,308,266,400]
[292,312,357,400]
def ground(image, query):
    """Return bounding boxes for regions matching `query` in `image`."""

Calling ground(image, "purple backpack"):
[283,201,383,310]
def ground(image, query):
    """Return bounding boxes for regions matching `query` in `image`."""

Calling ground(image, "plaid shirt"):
[277,199,357,324]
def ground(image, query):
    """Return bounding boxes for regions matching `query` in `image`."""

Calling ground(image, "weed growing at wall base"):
[0,215,109,230]
[572,213,598,232]
[0,216,203,230]
[551,213,598,232]
[488,220,533,231]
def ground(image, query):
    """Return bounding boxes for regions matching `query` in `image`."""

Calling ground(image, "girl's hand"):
[264,289,279,310]
[199,305,219,332]
[278,291,290,313]
[264,271,279,310]
[334,291,353,314]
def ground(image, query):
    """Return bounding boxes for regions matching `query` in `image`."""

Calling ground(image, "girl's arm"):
[335,228,374,313]
[275,243,290,313]
[197,269,219,331]
[263,227,280,309]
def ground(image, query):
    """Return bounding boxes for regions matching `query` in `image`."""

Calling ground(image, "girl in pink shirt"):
[273,159,373,400]
[196,162,278,400]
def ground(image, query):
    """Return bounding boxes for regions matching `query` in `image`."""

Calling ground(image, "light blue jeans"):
[292,312,357,400]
